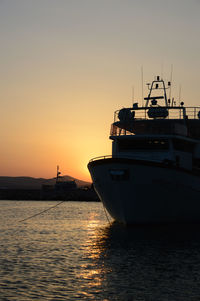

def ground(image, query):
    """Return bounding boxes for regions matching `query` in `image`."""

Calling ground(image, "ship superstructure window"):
[118,138,169,151]
[172,139,194,153]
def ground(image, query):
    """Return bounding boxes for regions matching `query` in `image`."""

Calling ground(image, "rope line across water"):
[18,200,65,223]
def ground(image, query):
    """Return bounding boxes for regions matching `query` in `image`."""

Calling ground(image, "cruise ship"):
[88,76,200,225]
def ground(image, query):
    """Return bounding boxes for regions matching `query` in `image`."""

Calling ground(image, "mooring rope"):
[18,200,65,223]
[18,195,112,225]
[102,203,111,225]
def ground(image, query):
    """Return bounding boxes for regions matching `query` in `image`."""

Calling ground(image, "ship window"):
[118,139,169,151]
[172,139,194,153]
[110,169,129,181]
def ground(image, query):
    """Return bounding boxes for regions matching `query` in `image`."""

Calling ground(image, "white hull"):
[88,158,200,224]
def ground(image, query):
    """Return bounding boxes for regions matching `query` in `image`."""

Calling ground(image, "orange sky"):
[0,0,200,182]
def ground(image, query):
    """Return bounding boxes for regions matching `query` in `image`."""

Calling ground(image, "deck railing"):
[110,125,134,136]
[89,155,112,163]
[110,106,200,137]
[114,106,200,122]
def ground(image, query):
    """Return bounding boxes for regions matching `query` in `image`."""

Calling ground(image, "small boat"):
[88,76,200,225]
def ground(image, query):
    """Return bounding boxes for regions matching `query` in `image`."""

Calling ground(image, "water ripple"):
[1,201,200,300]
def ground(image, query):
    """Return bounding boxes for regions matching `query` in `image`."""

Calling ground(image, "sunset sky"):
[1,0,200,181]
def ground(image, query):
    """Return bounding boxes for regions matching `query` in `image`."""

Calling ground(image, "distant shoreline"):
[0,175,91,190]
[0,188,100,202]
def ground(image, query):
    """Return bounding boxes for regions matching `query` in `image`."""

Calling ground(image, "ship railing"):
[114,106,200,122]
[89,155,112,163]
[110,125,134,136]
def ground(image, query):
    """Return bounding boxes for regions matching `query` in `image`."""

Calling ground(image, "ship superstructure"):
[88,76,200,224]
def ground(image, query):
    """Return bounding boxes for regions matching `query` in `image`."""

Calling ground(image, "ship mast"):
[144,76,170,107]
[56,165,61,183]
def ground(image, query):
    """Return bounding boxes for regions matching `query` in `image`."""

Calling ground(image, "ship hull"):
[88,158,200,225]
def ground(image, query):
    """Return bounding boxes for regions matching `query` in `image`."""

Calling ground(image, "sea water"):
[1,201,200,301]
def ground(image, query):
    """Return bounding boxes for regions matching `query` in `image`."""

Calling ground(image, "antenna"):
[161,61,164,79]
[132,86,134,105]
[178,84,182,103]
[169,64,173,101]
[141,66,144,107]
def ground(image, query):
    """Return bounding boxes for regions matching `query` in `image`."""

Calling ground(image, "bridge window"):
[118,139,169,151]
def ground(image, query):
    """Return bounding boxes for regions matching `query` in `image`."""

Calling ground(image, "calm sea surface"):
[1,201,200,300]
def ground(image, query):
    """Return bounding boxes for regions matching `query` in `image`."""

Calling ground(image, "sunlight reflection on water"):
[1,201,200,300]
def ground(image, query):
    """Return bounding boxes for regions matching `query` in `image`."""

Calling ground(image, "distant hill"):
[0,176,91,189]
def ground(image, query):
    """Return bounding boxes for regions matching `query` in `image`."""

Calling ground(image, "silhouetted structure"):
[88,75,200,224]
